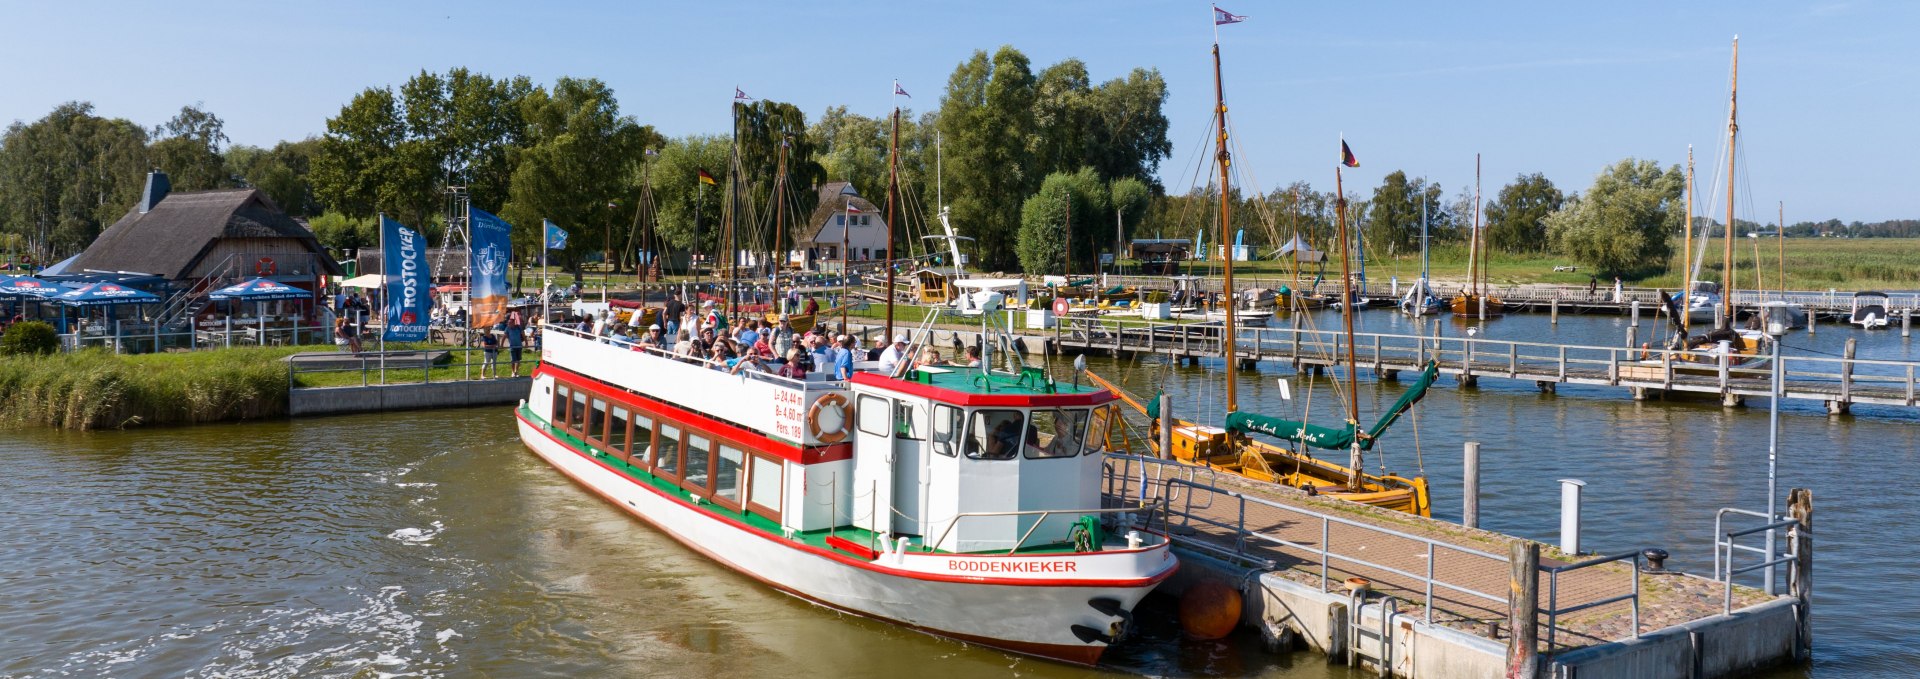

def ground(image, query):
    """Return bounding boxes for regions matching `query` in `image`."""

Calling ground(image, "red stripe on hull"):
[535,362,852,465]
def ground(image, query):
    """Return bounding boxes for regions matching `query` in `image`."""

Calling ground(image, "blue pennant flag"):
[381,215,432,342]
[544,219,569,250]
[468,207,514,329]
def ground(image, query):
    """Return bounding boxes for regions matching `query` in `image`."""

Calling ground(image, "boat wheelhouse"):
[517,309,1175,665]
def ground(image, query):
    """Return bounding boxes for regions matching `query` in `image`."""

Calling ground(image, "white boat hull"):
[515,412,1175,665]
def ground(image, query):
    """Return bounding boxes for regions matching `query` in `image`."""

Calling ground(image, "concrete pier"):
[289,378,531,417]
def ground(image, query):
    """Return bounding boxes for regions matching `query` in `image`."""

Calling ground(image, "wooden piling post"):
[1788,488,1813,662]
[1463,442,1481,529]
[1506,541,1540,679]
[1157,394,1174,458]
[1550,298,1559,325]
[1808,309,1816,335]
[1904,309,1912,338]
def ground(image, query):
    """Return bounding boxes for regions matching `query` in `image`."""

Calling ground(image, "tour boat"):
[516,299,1176,665]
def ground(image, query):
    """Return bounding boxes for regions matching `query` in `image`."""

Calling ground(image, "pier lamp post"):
[1764,317,1786,595]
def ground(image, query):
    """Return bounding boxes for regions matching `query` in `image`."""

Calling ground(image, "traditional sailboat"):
[1091,29,1433,517]
[1449,154,1503,317]
[1400,185,1444,316]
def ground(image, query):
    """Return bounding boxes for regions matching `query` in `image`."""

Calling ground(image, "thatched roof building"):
[71,172,341,282]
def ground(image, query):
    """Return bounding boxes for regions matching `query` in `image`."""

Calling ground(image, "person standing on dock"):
[1588,275,1598,301]
[1613,277,1624,303]
[478,329,500,378]
[505,318,526,377]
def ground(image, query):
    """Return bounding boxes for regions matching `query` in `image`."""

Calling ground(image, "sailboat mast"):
[1472,154,1482,297]
[1723,36,1739,325]
[885,106,899,341]
[1683,146,1694,333]
[1777,201,1784,298]
[1336,164,1361,487]
[1211,43,1238,412]
[727,101,740,316]
[1290,187,1301,286]
[772,138,787,316]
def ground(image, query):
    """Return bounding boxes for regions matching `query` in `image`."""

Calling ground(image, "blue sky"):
[3,1,1913,221]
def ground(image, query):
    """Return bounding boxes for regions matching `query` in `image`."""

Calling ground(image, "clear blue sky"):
[3,1,1913,222]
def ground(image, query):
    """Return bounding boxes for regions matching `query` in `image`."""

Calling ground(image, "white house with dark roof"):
[798,182,890,271]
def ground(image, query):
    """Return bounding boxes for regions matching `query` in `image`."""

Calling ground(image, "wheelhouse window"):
[856,395,890,437]
[964,409,1024,460]
[656,424,682,480]
[1085,405,1115,454]
[608,406,630,458]
[714,445,745,507]
[1025,408,1090,459]
[894,400,923,440]
[931,404,962,457]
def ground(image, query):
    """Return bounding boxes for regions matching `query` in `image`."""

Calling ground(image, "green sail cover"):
[1224,361,1440,451]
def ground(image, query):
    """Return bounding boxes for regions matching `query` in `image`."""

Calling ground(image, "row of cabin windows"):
[853,395,1106,461]
[551,381,781,522]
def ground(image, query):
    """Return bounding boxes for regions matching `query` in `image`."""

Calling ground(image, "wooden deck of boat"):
[1103,460,1773,653]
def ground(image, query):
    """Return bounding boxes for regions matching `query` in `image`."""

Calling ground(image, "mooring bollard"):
[1559,479,1586,554]
[1630,299,1640,328]
[1463,442,1481,529]
[1550,298,1560,325]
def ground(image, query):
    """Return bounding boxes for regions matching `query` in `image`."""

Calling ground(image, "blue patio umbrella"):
[0,275,65,298]
[52,281,158,336]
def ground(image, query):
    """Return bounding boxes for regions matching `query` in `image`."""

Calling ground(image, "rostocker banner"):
[381,215,431,342]
[468,206,513,330]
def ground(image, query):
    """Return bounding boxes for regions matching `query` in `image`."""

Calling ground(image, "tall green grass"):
[0,346,308,430]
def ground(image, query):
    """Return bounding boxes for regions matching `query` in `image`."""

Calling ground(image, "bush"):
[1143,290,1170,304]
[0,321,57,356]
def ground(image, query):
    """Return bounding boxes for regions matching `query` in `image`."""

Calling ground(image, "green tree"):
[648,135,730,267]
[0,102,150,256]
[501,77,657,271]
[148,104,231,191]
[937,46,1037,271]
[307,211,376,250]
[227,138,324,216]
[1016,168,1111,274]
[1109,176,1151,251]
[1544,158,1683,275]
[1086,67,1172,186]
[1484,173,1563,253]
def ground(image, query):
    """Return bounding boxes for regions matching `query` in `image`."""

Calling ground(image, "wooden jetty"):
[1102,453,1809,678]
[1051,316,1920,414]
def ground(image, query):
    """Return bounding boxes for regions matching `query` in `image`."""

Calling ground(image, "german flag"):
[698,169,717,185]
[1340,140,1360,168]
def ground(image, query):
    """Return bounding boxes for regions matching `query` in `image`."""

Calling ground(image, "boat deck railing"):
[924,505,1168,556]
[542,323,849,393]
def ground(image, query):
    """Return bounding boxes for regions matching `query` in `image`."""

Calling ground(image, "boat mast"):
[1211,42,1237,413]
[1290,187,1301,287]
[772,137,787,317]
[1472,154,1482,298]
[727,99,740,316]
[1777,201,1784,299]
[1723,36,1739,326]
[1420,185,1430,299]
[885,105,899,342]
[1683,146,1694,333]
[1336,159,1362,487]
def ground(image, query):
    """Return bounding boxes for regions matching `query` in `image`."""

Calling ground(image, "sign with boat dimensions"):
[468,206,513,330]
[381,216,431,342]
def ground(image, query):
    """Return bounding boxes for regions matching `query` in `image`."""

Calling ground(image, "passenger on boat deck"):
[776,348,811,378]
[738,322,761,349]
[916,349,943,369]
[878,334,910,374]
[640,324,664,348]
[962,345,982,367]
[588,313,604,337]
[808,335,834,373]
[834,336,856,380]
[674,330,696,359]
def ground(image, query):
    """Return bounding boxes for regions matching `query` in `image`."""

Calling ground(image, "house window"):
[965,409,1024,460]
[857,395,891,437]
[862,215,870,226]
[715,445,745,506]
[684,434,713,493]
[748,454,782,521]
[609,406,630,458]
[657,424,682,480]
[837,215,846,226]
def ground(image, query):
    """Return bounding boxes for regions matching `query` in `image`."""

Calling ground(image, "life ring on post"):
[808,393,851,444]
[256,257,277,276]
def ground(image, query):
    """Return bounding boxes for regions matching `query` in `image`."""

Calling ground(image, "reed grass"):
[0,346,308,430]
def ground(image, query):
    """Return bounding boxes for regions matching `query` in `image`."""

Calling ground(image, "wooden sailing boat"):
[1091,35,1432,517]
[1449,154,1503,317]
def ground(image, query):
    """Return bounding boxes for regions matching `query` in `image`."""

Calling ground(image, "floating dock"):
[1101,454,1810,678]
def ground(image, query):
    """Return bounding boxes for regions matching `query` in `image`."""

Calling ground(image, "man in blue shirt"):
[833,335,855,379]
[505,319,526,377]
[737,322,761,349]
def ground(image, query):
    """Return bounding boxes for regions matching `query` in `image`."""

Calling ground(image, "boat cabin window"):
[715,445,745,507]
[552,385,570,426]
[568,390,587,431]
[964,409,1024,460]
[656,425,682,480]
[588,399,608,446]
[856,394,890,437]
[608,406,630,458]
[931,405,962,457]
[1025,408,1091,459]
[631,414,655,466]
[748,454,782,521]
[684,434,713,492]
[894,400,923,440]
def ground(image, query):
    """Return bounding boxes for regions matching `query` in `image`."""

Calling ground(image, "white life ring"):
[808,393,851,444]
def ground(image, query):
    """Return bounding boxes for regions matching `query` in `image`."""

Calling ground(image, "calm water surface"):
[0,310,1911,677]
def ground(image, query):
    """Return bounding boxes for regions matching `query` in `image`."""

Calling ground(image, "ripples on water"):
[0,310,1911,677]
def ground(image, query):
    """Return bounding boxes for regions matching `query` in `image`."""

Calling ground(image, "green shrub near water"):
[1,321,58,356]
[0,346,307,430]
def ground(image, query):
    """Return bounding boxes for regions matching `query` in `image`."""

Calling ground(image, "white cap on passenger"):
[893,334,908,344]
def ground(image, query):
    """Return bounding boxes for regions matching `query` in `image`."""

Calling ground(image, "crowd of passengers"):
[564,293,984,380]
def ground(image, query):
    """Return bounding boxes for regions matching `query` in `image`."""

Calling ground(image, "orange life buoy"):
[808,393,851,444]
[256,257,277,276]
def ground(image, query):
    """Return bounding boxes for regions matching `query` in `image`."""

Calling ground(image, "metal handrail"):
[924,504,1162,556]
[1541,550,1643,653]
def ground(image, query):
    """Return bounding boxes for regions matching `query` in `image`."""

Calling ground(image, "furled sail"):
[1224,360,1439,451]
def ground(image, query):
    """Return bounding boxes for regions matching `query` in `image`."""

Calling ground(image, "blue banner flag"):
[468,206,514,329]
[544,219,568,250]
[381,215,431,342]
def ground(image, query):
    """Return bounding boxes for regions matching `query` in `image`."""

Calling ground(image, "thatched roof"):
[72,188,343,280]
[802,182,885,244]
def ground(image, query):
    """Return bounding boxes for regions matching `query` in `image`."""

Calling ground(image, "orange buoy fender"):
[1177,579,1242,640]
